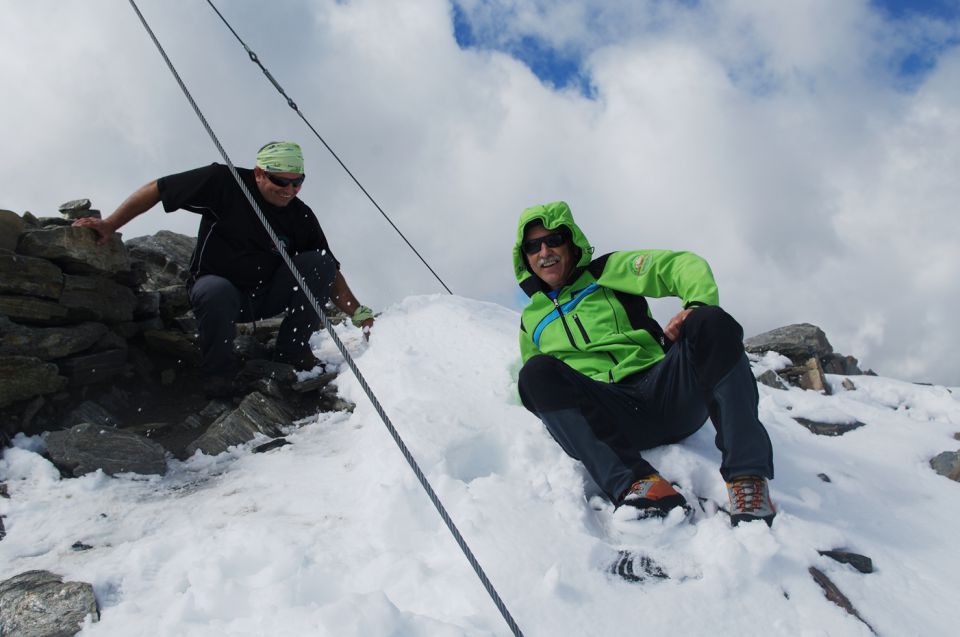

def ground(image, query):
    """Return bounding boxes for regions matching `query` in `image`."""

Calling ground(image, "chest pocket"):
[532,282,601,348]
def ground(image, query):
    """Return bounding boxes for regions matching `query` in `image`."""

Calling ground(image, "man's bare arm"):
[73,180,160,245]
[329,271,375,337]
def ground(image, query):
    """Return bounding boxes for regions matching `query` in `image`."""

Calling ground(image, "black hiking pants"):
[189,250,338,374]
[518,306,774,504]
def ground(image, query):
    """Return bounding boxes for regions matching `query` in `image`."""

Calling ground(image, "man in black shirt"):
[75,142,374,395]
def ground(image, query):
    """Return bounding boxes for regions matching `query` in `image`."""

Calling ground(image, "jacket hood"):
[513,201,593,289]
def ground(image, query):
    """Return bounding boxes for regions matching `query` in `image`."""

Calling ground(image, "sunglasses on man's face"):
[265,173,305,188]
[522,232,567,255]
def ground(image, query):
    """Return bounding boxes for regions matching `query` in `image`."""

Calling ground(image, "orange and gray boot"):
[726,476,776,526]
[618,474,689,519]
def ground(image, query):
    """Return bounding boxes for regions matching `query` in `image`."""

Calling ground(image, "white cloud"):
[1,0,958,384]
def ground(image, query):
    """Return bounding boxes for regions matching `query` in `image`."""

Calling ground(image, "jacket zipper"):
[552,298,579,350]
[572,314,591,344]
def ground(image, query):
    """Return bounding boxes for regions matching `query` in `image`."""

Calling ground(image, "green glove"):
[351,305,375,327]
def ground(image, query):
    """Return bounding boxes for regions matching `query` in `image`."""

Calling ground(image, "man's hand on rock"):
[72,217,116,246]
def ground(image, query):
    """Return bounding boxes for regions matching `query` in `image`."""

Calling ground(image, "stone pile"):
[0,201,353,467]
[744,323,871,395]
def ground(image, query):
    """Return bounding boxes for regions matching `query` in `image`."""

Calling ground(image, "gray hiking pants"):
[188,250,337,374]
[518,306,774,504]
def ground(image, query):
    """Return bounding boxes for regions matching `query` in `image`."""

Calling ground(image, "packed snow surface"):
[2,295,959,636]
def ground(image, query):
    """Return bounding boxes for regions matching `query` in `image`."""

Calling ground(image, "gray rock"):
[59,274,136,324]
[112,317,164,340]
[756,369,788,390]
[794,417,866,437]
[808,567,876,634]
[291,372,337,394]
[0,211,25,252]
[0,250,64,299]
[17,226,130,277]
[745,324,834,364]
[92,329,128,354]
[818,549,874,574]
[239,359,298,386]
[841,378,856,391]
[185,392,292,457]
[36,217,75,228]
[0,295,70,325]
[142,329,201,366]
[821,353,863,376]
[21,211,41,228]
[0,570,98,636]
[930,450,960,481]
[55,348,128,387]
[780,357,830,394]
[114,258,148,289]
[0,317,108,361]
[133,290,161,318]
[63,401,119,429]
[157,285,191,322]
[125,231,195,290]
[45,422,168,477]
[0,356,67,407]
[58,198,91,214]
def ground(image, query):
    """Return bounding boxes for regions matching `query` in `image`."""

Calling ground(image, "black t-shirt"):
[157,163,337,290]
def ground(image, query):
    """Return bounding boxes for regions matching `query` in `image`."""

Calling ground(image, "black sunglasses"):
[265,173,305,188]
[522,232,567,255]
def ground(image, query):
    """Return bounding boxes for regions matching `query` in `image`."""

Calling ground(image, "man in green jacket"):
[514,201,775,526]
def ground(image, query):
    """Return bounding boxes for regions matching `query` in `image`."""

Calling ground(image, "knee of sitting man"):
[190,276,241,311]
[685,306,743,344]
[519,354,567,387]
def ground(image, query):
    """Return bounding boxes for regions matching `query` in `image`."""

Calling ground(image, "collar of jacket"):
[520,264,589,298]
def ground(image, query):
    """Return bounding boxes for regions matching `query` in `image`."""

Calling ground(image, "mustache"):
[537,255,561,268]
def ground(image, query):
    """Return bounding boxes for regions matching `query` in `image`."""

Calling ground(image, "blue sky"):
[453,0,960,96]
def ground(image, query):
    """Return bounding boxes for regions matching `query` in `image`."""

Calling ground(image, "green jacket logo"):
[631,254,648,276]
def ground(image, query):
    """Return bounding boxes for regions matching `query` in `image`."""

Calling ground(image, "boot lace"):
[729,477,765,513]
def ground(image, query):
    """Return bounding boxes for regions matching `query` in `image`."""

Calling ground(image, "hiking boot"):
[618,474,689,519]
[274,351,323,372]
[726,476,776,527]
[203,372,245,399]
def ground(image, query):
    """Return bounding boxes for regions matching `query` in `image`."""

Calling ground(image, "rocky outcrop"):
[0,570,98,636]
[746,323,868,396]
[0,201,353,466]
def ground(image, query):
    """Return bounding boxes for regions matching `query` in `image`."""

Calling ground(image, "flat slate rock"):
[45,422,168,477]
[794,417,865,436]
[185,391,292,457]
[0,316,107,361]
[745,323,834,363]
[0,356,67,408]
[818,549,874,574]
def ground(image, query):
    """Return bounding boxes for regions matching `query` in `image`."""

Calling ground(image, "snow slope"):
[1,295,958,636]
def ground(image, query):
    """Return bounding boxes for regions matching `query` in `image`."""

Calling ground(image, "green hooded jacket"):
[514,201,720,383]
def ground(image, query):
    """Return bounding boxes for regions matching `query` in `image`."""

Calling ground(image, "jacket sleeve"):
[596,250,720,307]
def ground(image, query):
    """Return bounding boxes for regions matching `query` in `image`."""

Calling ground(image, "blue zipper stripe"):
[532,283,600,347]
